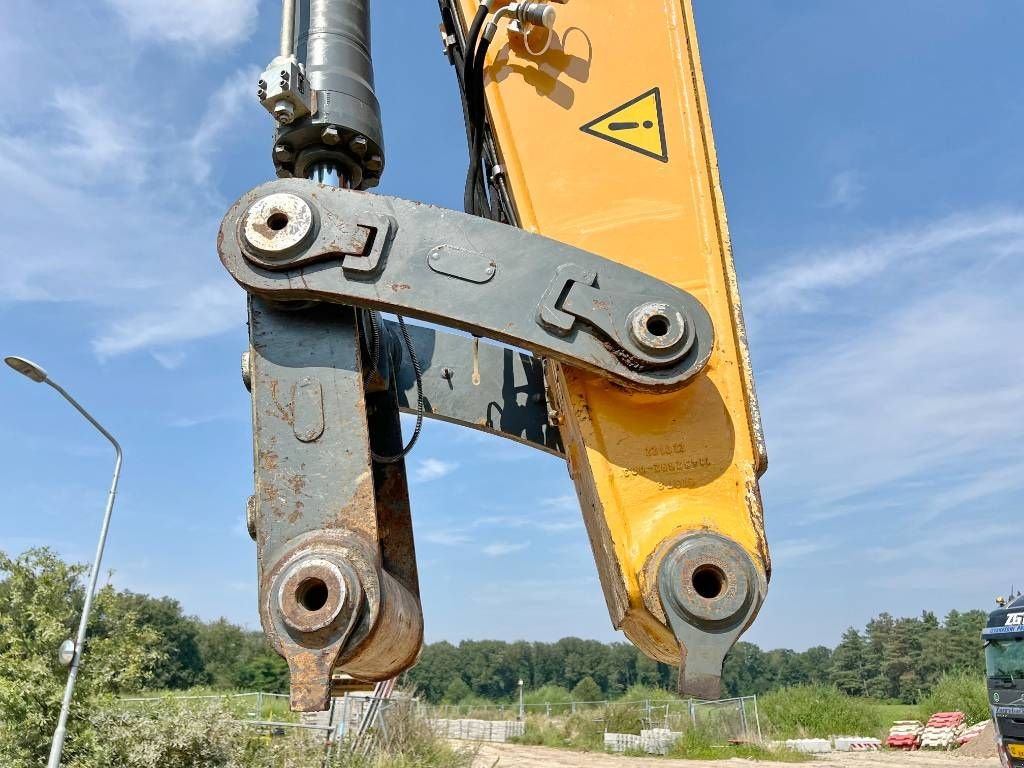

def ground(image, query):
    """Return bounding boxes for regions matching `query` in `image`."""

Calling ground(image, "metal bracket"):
[655,532,765,700]
[219,179,714,394]
[383,320,562,455]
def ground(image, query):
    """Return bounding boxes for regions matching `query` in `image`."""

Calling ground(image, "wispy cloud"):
[747,210,1024,317]
[481,541,530,557]
[753,207,1024,560]
[103,0,258,47]
[824,170,865,210]
[0,65,259,361]
[422,530,472,547]
[771,538,829,561]
[411,458,459,483]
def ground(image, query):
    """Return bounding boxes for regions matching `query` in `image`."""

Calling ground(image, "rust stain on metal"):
[389,282,411,292]
[287,500,305,525]
[324,472,377,540]
[259,449,279,471]
[267,379,295,425]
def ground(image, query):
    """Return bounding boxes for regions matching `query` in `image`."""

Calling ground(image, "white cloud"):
[103,0,258,47]
[752,207,1024,560]
[771,538,829,561]
[481,541,530,557]
[422,530,471,546]
[188,67,262,186]
[824,170,865,210]
[0,65,260,361]
[51,87,149,185]
[411,458,459,483]
[747,210,1024,316]
[92,283,242,359]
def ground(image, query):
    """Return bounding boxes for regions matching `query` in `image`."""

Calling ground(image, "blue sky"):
[2,1,1022,652]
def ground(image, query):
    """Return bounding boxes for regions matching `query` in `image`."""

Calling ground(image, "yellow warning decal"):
[580,87,667,162]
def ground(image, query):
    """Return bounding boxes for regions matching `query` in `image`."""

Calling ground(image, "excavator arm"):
[222,0,768,710]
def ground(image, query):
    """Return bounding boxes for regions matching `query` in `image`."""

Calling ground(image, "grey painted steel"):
[6,370,124,768]
[219,179,715,393]
[382,320,563,455]
[274,0,384,187]
[248,300,421,710]
[656,532,765,701]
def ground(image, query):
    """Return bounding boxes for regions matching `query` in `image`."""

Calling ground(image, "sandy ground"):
[469,745,1001,768]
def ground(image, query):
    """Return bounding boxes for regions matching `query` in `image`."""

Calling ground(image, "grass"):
[759,685,888,739]
[667,728,811,762]
[918,672,990,724]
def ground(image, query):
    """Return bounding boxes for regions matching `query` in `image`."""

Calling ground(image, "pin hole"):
[296,578,329,612]
[267,212,289,231]
[692,565,726,599]
[646,315,670,337]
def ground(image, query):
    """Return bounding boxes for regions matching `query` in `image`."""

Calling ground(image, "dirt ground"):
[470,746,1000,768]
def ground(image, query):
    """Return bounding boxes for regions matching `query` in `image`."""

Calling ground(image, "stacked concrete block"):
[604,733,642,753]
[639,728,682,755]
[834,736,882,751]
[429,718,524,743]
[920,711,966,749]
[958,721,991,746]
[784,738,832,753]
[887,720,924,750]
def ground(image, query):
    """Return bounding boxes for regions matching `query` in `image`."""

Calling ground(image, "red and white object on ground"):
[835,736,882,752]
[921,711,966,749]
[958,721,992,746]
[887,720,924,750]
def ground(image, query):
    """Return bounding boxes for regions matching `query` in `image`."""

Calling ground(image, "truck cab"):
[985,594,1024,768]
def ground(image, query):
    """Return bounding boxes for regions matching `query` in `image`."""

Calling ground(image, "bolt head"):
[349,135,369,156]
[273,100,295,125]
[246,495,258,540]
[365,154,383,172]
[321,126,342,145]
[273,143,294,163]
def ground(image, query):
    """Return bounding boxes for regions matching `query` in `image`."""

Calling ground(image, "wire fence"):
[120,690,761,747]
[421,695,761,743]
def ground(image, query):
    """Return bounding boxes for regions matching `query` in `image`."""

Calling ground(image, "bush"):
[68,700,245,768]
[514,712,603,751]
[918,672,989,724]
[571,676,603,703]
[523,684,574,714]
[759,685,885,738]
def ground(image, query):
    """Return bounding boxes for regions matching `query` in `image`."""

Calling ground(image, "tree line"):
[1,547,987,704]
[405,610,988,704]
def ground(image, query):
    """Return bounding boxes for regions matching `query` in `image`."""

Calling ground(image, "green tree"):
[0,549,162,768]
[443,677,472,703]
[105,592,205,689]
[829,628,866,696]
[571,675,602,702]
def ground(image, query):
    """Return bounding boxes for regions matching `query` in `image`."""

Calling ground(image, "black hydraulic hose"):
[462,3,489,116]
[464,30,493,214]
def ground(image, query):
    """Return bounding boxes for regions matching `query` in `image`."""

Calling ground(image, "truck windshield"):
[986,638,1024,678]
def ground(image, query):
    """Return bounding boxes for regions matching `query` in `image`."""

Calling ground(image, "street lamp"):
[518,678,524,721]
[5,356,123,768]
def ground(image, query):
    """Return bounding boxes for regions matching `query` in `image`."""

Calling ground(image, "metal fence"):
[421,694,760,743]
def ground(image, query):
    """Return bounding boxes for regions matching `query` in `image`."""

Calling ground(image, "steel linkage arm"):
[218,179,715,395]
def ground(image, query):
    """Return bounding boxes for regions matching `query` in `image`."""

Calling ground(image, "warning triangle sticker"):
[580,87,667,162]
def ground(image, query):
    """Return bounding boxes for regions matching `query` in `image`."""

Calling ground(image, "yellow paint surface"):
[456,0,769,663]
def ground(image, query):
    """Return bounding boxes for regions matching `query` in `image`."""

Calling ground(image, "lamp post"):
[518,678,524,720]
[4,356,123,768]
